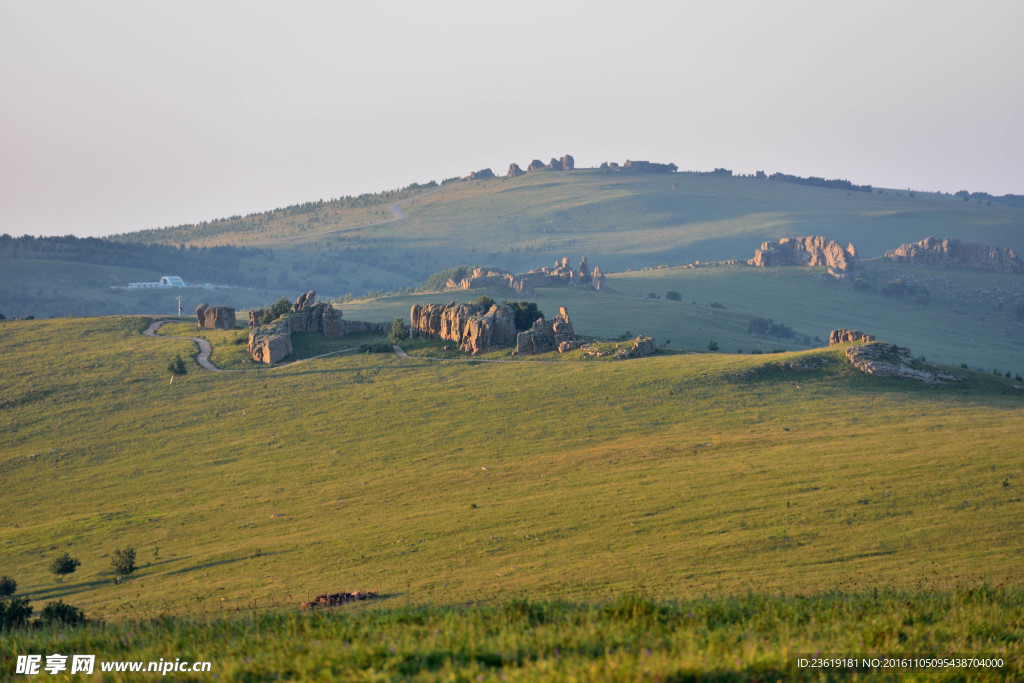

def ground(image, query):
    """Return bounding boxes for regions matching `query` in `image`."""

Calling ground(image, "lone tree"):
[0,575,16,596]
[388,318,408,344]
[167,354,187,377]
[48,553,81,582]
[110,548,136,582]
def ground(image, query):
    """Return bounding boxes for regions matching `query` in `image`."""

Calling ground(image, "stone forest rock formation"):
[195,303,236,330]
[829,329,875,345]
[247,291,390,364]
[409,300,518,355]
[514,307,579,355]
[446,257,606,296]
[747,236,858,281]
[884,237,1022,273]
[468,168,495,180]
[506,163,525,177]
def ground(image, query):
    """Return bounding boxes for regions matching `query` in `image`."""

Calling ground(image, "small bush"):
[0,575,15,597]
[48,553,81,582]
[359,343,393,354]
[474,296,495,311]
[708,301,726,309]
[665,291,681,301]
[707,340,719,351]
[853,278,871,291]
[0,596,32,629]
[38,600,86,626]
[648,292,658,299]
[167,354,187,377]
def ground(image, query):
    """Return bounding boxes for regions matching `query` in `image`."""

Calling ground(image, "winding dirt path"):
[144,318,221,371]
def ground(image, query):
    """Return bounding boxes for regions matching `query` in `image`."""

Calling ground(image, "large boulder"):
[248,320,292,364]
[527,159,546,172]
[885,237,1022,273]
[196,303,236,330]
[506,163,525,177]
[561,154,575,170]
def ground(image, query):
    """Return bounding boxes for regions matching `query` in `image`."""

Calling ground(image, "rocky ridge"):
[884,237,1022,273]
[447,256,605,296]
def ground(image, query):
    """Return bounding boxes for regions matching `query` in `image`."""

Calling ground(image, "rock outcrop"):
[515,307,578,355]
[506,163,525,178]
[409,300,517,355]
[468,168,495,180]
[248,319,293,364]
[527,159,546,172]
[446,257,606,296]
[845,342,959,383]
[549,157,564,171]
[561,154,575,171]
[747,236,858,280]
[829,329,875,345]
[247,291,390,364]
[614,336,656,359]
[884,237,1022,273]
[196,303,236,330]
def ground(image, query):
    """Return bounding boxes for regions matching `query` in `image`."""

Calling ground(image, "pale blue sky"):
[2,0,1022,237]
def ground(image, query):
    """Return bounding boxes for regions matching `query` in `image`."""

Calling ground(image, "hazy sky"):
[2,0,1022,238]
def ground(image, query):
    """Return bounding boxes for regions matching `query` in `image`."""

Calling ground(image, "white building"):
[128,275,187,289]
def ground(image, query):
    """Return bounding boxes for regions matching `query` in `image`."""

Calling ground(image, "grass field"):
[1,315,1022,677]
[335,258,1024,374]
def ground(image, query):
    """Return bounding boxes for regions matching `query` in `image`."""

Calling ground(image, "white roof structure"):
[160,276,186,287]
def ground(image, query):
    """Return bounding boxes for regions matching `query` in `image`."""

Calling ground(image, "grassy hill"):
[2,316,1022,676]
[2,317,1021,612]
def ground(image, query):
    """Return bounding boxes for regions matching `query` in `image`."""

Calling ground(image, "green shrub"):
[474,295,495,311]
[707,340,719,351]
[708,301,726,309]
[38,600,86,626]
[359,343,393,354]
[0,596,32,630]
[388,318,409,344]
[504,301,543,331]
[421,265,470,292]
[167,354,187,377]
[48,553,80,582]
[0,575,15,597]
[111,547,137,579]
[665,291,681,301]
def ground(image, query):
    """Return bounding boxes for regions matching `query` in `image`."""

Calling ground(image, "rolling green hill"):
[2,316,1022,677]
[2,317,1021,617]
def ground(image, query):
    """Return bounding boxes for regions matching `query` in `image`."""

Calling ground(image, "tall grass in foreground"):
[3,590,1021,681]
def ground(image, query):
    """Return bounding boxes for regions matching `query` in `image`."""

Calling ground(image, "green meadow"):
[1,314,1023,677]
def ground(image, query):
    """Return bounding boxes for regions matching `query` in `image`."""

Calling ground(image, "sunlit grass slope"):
[1,317,1021,628]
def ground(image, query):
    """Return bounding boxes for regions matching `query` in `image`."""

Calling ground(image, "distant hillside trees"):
[768,173,872,193]
[421,265,471,292]
[882,278,930,305]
